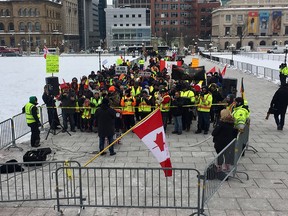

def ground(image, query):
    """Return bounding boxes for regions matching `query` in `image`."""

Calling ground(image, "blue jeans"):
[197,111,210,132]
[99,135,115,153]
[173,115,182,133]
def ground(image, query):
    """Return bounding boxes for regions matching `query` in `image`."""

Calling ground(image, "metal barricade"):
[55,167,204,215]
[0,161,80,202]
[12,112,30,140]
[0,118,13,149]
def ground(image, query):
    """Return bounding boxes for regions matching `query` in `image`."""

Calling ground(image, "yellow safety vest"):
[122,96,135,114]
[25,102,39,124]
[81,109,91,119]
[138,96,152,112]
[197,93,212,112]
[180,90,195,103]
[90,97,102,114]
[131,86,141,97]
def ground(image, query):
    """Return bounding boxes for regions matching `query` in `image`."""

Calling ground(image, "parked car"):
[267,46,288,54]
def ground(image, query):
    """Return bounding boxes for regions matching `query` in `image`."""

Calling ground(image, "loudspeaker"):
[221,78,237,98]
[45,76,59,96]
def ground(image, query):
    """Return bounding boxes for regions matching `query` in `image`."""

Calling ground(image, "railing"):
[55,167,204,215]
[0,161,80,202]
[0,104,50,150]
[201,123,250,209]
[201,52,280,83]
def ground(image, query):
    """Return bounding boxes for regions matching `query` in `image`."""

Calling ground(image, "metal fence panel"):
[0,119,13,149]
[55,167,202,215]
[0,161,80,202]
[12,112,30,140]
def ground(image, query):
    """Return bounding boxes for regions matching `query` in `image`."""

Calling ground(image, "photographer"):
[59,87,76,132]
[42,85,60,130]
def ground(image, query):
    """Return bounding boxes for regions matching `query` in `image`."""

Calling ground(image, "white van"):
[267,46,287,54]
[240,46,251,52]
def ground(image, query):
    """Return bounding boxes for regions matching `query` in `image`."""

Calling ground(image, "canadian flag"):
[133,109,172,177]
[43,45,49,59]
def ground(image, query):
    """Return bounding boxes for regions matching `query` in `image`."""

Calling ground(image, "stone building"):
[212,0,288,51]
[0,0,81,53]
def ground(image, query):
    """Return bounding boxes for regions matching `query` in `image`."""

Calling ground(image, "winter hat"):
[142,89,149,96]
[29,96,37,104]
[108,86,116,92]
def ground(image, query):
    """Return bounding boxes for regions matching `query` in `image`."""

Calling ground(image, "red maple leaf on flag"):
[154,132,165,151]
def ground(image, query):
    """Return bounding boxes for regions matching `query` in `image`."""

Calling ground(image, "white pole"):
[83,0,87,51]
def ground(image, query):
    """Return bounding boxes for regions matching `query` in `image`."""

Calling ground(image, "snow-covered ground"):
[0,55,137,122]
[0,52,281,122]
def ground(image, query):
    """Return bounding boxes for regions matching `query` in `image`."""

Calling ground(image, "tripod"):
[45,108,71,140]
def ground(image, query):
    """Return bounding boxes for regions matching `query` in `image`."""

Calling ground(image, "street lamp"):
[209,42,213,60]
[96,46,103,72]
[284,44,288,64]
[166,32,168,46]
[230,43,235,66]
[123,44,126,61]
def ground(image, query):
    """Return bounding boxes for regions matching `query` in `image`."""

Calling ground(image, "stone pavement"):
[0,55,288,216]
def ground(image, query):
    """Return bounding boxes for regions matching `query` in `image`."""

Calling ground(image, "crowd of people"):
[23,55,251,157]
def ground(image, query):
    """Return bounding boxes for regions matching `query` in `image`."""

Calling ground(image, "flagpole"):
[83,108,161,167]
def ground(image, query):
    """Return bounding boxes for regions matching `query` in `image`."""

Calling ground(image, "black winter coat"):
[170,97,184,116]
[270,85,288,114]
[212,121,238,152]
[95,104,116,137]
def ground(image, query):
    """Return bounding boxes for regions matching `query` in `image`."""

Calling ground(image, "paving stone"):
[246,188,280,199]
[237,198,273,211]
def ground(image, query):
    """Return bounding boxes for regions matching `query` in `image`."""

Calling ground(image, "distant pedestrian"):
[171,91,184,135]
[22,96,41,147]
[269,84,288,130]
[95,98,116,156]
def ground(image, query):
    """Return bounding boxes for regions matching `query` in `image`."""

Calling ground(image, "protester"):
[95,98,116,156]
[138,89,153,119]
[171,91,184,135]
[156,88,171,132]
[180,83,195,132]
[59,88,76,132]
[269,84,288,130]
[212,109,238,171]
[22,96,41,147]
[42,85,60,130]
[232,97,250,131]
[195,86,213,134]
[120,89,136,131]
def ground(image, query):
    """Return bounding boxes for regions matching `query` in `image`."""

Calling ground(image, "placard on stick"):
[46,55,59,74]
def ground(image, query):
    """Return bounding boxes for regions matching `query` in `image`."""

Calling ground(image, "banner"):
[272,11,282,34]
[259,11,269,35]
[115,66,128,75]
[248,11,259,34]
[191,58,199,68]
[46,55,59,74]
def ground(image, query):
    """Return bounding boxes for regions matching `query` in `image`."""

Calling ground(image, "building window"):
[138,14,141,18]
[126,14,129,18]
[171,4,178,10]
[8,23,14,31]
[0,23,4,31]
[225,15,231,22]
[138,33,142,37]
[225,27,231,36]
[126,24,129,26]
[19,22,25,31]
[132,14,135,18]
[161,4,168,10]
[132,24,135,26]
[161,12,168,18]
[120,15,123,18]
[23,8,27,16]
[285,26,288,35]
[27,22,33,31]
[114,24,117,26]
[171,12,178,17]
[138,24,142,26]
[35,22,41,32]
[237,15,243,22]
[237,26,242,36]
[28,8,32,16]
[120,24,123,26]
[114,15,117,18]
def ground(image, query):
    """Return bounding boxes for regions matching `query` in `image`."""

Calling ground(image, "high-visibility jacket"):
[160,94,171,112]
[131,86,142,97]
[120,96,136,115]
[138,96,152,112]
[197,93,213,112]
[25,102,39,124]
[232,105,249,126]
[280,67,288,75]
[149,86,154,94]
[81,109,91,119]
[90,97,102,114]
[138,59,145,65]
[180,90,195,104]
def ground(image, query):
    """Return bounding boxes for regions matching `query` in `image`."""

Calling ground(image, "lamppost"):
[123,44,126,60]
[209,42,213,60]
[96,46,103,72]
[284,44,288,64]
[230,43,235,66]
[166,32,168,46]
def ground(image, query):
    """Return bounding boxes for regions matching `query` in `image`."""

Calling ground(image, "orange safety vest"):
[120,96,136,115]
